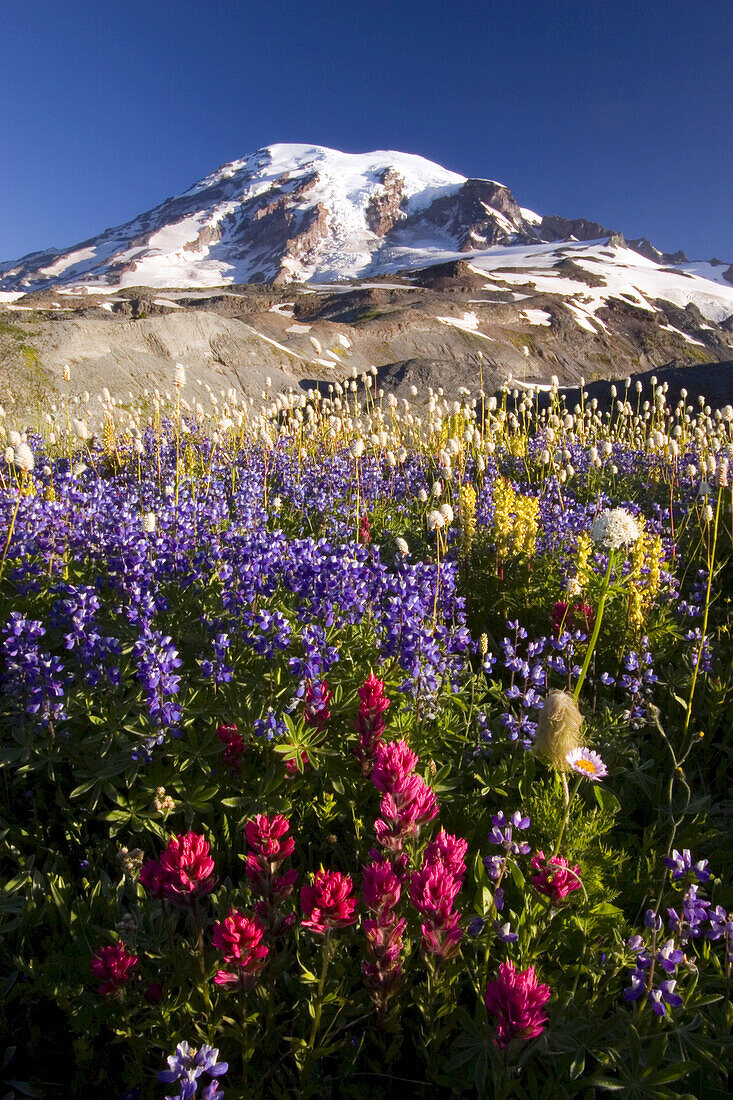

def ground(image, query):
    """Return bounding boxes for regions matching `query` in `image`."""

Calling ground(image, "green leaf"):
[593,785,621,813]
[508,860,525,890]
[644,1062,697,1085]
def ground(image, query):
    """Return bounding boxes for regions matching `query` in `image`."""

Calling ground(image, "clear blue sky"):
[1,0,731,263]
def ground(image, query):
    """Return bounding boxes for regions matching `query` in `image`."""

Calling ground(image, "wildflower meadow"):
[0,369,731,1098]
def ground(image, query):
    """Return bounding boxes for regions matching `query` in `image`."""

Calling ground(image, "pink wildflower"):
[300,869,358,934]
[144,982,163,1004]
[410,831,467,962]
[354,673,390,770]
[410,861,462,925]
[213,909,269,989]
[359,512,372,545]
[484,960,552,1048]
[363,859,401,920]
[362,856,406,1007]
[424,830,468,879]
[531,851,582,906]
[303,679,331,731]
[245,814,295,863]
[91,941,138,996]
[216,722,246,770]
[551,600,595,637]
[420,912,463,960]
[371,740,418,795]
[285,749,310,775]
[371,740,438,852]
[244,814,297,937]
[139,831,216,907]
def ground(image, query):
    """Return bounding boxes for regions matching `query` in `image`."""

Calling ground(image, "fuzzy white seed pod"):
[13,443,34,472]
[534,691,583,769]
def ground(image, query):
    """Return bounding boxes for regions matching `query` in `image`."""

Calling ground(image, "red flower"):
[303,680,331,731]
[144,982,163,1004]
[91,941,138,996]
[213,908,269,989]
[216,723,246,770]
[244,814,295,862]
[420,912,463,960]
[371,740,438,852]
[300,870,358,934]
[552,600,595,636]
[484,960,552,1048]
[354,673,390,770]
[363,859,402,920]
[359,512,372,545]
[139,832,216,907]
[410,831,467,962]
[285,749,310,775]
[530,851,582,906]
[244,814,297,937]
[410,861,462,925]
[375,778,438,850]
[371,740,418,795]
[424,830,468,879]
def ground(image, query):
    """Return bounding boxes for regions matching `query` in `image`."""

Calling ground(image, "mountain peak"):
[0,143,728,294]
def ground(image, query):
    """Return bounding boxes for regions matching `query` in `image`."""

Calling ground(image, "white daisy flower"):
[566,747,608,782]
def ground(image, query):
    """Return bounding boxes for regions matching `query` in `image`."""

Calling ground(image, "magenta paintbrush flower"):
[244,813,295,863]
[363,858,402,919]
[371,740,438,851]
[371,739,419,795]
[244,813,297,937]
[484,960,552,1048]
[139,831,216,906]
[531,851,582,906]
[303,678,331,730]
[91,941,138,996]
[212,908,269,989]
[301,869,358,934]
[216,722,246,770]
[354,673,390,769]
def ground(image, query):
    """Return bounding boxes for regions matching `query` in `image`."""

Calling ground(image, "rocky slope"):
[2,144,731,293]
[2,144,733,412]
[3,239,733,414]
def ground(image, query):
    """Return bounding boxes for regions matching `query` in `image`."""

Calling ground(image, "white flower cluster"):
[590,507,641,551]
[427,503,454,531]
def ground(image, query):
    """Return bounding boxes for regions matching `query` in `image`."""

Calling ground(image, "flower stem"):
[552,775,581,857]
[573,552,614,700]
[304,932,332,1077]
[0,487,23,588]
[241,984,249,1098]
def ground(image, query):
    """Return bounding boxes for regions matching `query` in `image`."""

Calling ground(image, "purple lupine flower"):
[656,939,684,973]
[488,810,531,854]
[648,980,683,1016]
[708,906,733,941]
[159,1041,227,1098]
[494,920,518,943]
[664,849,710,883]
[645,909,663,932]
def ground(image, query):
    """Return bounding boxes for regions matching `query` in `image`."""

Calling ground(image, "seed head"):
[534,691,583,770]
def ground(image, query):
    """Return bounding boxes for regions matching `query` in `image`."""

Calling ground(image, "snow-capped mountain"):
[1,143,732,317]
